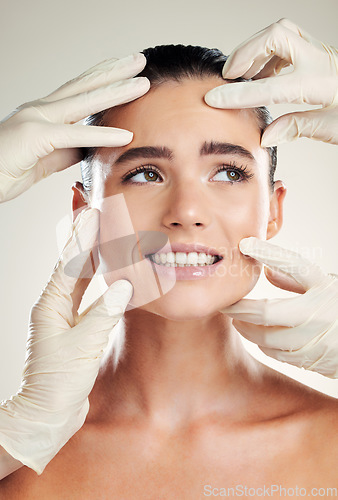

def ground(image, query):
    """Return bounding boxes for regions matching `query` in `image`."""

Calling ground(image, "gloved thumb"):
[264,266,307,294]
[261,108,338,147]
[76,279,134,330]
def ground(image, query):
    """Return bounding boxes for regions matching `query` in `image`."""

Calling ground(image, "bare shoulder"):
[261,363,338,409]
[261,364,338,441]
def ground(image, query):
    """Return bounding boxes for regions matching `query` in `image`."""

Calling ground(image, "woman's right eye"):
[121,165,162,184]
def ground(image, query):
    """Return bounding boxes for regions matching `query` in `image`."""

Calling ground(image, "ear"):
[266,180,287,240]
[71,181,90,223]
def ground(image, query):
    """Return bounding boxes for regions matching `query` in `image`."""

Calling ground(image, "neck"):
[93,309,266,431]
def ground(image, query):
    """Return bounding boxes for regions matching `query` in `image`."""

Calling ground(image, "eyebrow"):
[114,146,173,165]
[200,141,255,161]
[114,140,255,167]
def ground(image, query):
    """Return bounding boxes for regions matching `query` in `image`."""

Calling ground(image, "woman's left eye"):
[213,169,241,182]
[212,164,253,183]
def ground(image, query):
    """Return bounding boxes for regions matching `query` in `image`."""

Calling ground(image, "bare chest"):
[2,419,335,499]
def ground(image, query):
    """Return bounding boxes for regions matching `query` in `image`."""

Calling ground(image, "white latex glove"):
[220,237,338,378]
[204,18,338,146]
[0,207,133,476]
[0,53,150,202]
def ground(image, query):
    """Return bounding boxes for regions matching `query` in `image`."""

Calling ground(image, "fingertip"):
[261,137,277,148]
[137,76,151,92]
[203,89,215,106]
[111,278,134,298]
[261,129,279,148]
[221,60,231,79]
[238,236,259,254]
[112,128,134,144]
[222,63,237,79]
[132,52,147,65]
[121,52,147,71]
[261,117,296,147]
[204,88,223,108]
[124,130,134,142]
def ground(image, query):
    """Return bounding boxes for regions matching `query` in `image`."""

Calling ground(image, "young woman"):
[0,42,337,498]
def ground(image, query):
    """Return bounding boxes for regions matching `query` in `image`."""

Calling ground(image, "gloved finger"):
[45,123,135,150]
[239,237,327,290]
[251,55,290,79]
[76,279,133,331]
[222,295,307,327]
[261,108,338,147]
[43,53,147,102]
[32,208,100,329]
[240,53,276,80]
[40,77,150,124]
[258,344,321,372]
[221,19,307,79]
[204,73,307,109]
[258,345,338,378]
[264,266,307,294]
[16,124,134,173]
[233,313,329,350]
[221,273,337,326]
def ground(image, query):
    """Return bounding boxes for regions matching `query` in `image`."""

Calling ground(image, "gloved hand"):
[0,53,150,202]
[220,237,338,378]
[204,18,338,146]
[0,207,133,476]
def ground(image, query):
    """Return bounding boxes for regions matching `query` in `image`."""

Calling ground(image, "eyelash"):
[120,162,254,185]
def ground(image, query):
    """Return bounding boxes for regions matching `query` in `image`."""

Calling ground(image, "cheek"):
[216,182,270,243]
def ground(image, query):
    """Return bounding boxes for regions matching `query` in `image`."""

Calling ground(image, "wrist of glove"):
[220,237,338,378]
[0,208,133,474]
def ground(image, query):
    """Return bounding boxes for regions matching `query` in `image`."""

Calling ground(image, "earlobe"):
[71,181,90,223]
[266,180,287,240]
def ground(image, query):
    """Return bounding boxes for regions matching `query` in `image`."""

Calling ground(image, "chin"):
[134,273,260,321]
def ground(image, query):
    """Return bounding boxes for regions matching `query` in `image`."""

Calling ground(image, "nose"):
[161,180,212,231]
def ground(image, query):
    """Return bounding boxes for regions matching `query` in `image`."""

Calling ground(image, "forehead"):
[100,77,265,164]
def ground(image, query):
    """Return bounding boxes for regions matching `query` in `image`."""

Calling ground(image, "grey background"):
[0,0,337,398]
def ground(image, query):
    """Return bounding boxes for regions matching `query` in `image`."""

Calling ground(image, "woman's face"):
[86,77,285,320]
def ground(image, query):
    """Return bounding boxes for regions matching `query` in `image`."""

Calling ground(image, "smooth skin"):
[1,77,337,498]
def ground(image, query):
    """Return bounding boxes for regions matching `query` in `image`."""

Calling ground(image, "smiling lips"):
[145,242,224,281]
[146,243,223,268]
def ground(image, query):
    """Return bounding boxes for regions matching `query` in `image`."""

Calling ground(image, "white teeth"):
[187,252,198,265]
[166,251,175,264]
[197,252,207,264]
[148,251,219,266]
[176,252,187,265]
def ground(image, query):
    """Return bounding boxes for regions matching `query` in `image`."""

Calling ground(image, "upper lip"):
[145,242,223,257]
